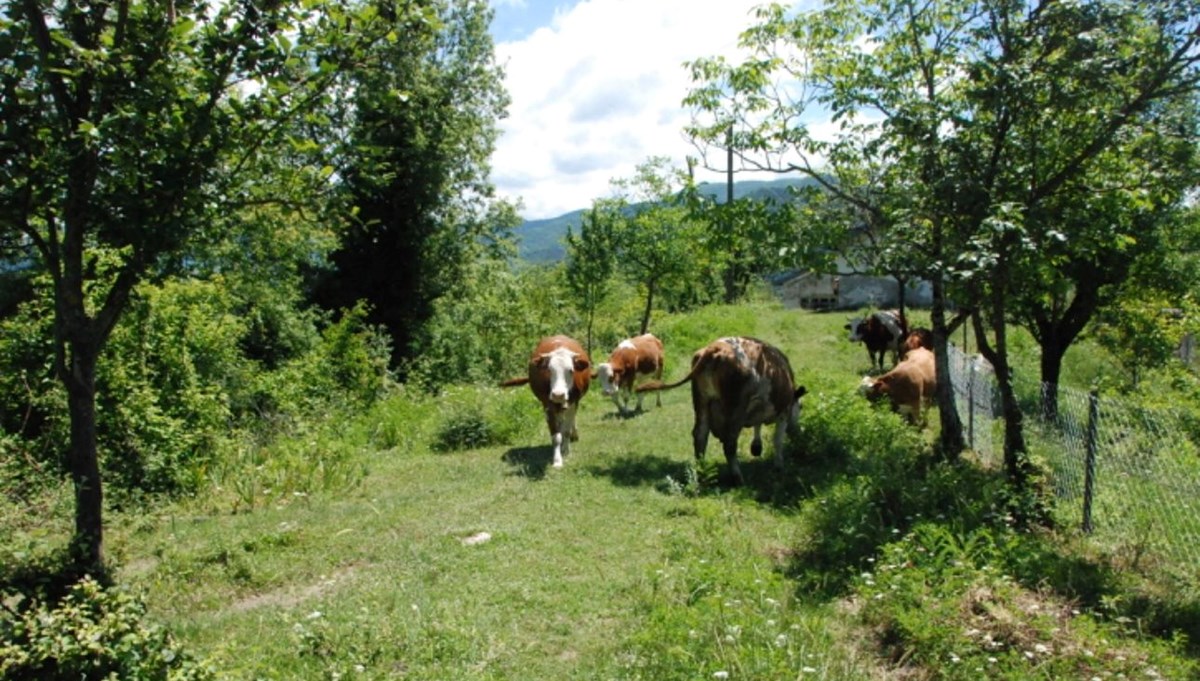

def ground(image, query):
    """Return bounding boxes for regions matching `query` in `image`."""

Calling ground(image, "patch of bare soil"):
[228,562,362,613]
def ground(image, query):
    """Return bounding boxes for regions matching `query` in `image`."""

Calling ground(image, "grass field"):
[7,302,1199,679]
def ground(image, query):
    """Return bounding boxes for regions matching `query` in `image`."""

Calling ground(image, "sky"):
[487,0,777,220]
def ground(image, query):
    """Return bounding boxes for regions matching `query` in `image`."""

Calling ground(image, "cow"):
[845,310,908,372]
[596,333,665,415]
[637,337,806,486]
[858,346,936,426]
[499,335,591,468]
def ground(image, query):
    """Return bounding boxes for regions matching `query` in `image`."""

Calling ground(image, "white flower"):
[307,610,322,620]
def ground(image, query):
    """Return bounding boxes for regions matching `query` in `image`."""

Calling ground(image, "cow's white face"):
[845,318,866,342]
[857,375,876,396]
[542,347,580,404]
[597,362,617,396]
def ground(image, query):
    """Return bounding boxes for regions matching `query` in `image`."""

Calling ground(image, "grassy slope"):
[104,304,878,679]
[75,303,1196,679]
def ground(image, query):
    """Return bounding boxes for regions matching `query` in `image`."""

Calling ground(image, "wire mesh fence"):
[946,344,1200,576]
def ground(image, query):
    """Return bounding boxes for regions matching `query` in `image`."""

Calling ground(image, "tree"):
[310,0,515,370]
[565,202,618,355]
[686,0,1200,487]
[0,0,385,573]
[606,158,706,335]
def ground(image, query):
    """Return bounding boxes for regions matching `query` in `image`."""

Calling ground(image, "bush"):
[0,576,215,681]
[430,386,540,453]
[854,523,1199,680]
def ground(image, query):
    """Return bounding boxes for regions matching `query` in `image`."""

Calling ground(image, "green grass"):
[6,302,1199,679]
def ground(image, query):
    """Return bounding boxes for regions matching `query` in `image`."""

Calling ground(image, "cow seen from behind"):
[638,336,806,486]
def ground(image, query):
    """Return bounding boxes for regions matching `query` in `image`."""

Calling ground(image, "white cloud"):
[492,0,770,219]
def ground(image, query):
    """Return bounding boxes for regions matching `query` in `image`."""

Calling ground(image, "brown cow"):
[638,337,806,485]
[845,310,908,372]
[596,333,664,415]
[858,346,936,426]
[500,335,591,468]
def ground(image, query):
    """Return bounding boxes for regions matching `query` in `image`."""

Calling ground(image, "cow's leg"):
[611,392,625,415]
[546,408,565,468]
[634,384,645,412]
[691,393,710,461]
[771,412,791,470]
[722,436,744,486]
[750,424,764,457]
[566,402,580,442]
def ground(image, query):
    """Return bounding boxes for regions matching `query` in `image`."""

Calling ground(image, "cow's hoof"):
[750,441,763,457]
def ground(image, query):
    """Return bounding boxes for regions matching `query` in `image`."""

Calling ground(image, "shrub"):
[0,576,215,681]
[854,523,1199,680]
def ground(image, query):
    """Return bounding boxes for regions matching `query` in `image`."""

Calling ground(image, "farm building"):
[770,269,933,310]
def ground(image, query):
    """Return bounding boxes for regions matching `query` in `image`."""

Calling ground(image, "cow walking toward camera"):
[499,335,591,468]
[845,310,908,372]
[596,333,664,415]
[638,337,806,486]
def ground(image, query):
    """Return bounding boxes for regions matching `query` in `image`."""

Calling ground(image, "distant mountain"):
[511,176,818,263]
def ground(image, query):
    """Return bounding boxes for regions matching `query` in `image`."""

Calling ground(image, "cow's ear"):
[574,358,590,372]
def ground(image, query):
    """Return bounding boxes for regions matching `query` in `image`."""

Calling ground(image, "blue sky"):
[486,0,776,219]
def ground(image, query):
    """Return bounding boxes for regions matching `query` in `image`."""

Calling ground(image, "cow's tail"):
[499,376,529,388]
[638,371,696,393]
[635,354,709,394]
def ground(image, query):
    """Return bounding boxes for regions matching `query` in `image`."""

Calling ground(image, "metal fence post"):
[967,359,976,451]
[1082,390,1100,534]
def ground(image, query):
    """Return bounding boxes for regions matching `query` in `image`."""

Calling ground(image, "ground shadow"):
[585,454,690,488]
[598,406,656,422]
[500,446,552,480]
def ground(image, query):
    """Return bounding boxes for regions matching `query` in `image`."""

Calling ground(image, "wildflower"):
[307,610,323,620]
[802,667,817,674]
[775,634,788,648]
[949,653,960,663]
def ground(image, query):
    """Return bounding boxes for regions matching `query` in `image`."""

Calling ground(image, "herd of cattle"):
[500,310,935,484]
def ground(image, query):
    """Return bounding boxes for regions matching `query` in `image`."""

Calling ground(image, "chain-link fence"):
[946,345,1200,575]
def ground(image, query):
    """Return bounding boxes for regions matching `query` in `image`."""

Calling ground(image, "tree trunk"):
[931,272,965,459]
[973,308,1030,488]
[1039,339,1067,422]
[640,280,655,335]
[63,338,105,574]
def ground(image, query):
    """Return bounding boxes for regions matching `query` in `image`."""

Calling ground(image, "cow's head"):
[845,318,866,342]
[596,362,619,396]
[539,347,588,404]
[858,375,886,401]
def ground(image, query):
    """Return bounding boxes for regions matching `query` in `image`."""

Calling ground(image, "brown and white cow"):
[499,335,591,468]
[596,333,664,415]
[637,337,806,486]
[845,310,909,372]
[858,346,936,426]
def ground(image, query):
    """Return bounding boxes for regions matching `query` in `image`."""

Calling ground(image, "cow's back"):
[692,337,795,429]
[629,334,664,376]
